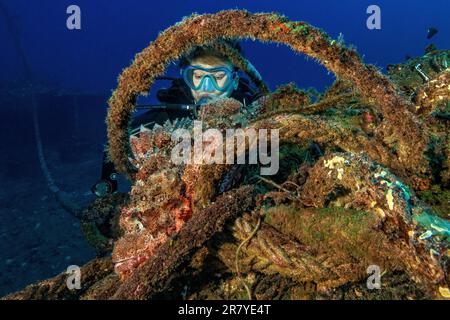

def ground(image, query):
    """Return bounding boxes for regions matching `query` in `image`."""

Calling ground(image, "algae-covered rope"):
[31,94,82,218]
[235,215,261,300]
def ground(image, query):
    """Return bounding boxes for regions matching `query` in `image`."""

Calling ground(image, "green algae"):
[418,185,450,219]
[263,205,377,247]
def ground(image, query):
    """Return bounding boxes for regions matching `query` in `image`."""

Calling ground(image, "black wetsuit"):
[93,77,262,196]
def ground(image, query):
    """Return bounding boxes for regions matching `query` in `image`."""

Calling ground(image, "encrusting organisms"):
[3,10,449,300]
[104,10,449,298]
[107,10,429,190]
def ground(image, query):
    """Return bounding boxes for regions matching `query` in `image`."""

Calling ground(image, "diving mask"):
[182,65,237,93]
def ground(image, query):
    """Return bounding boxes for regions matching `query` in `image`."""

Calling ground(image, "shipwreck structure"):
[4,10,449,300]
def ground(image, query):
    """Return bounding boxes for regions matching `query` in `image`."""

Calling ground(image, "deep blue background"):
[1,0,450,95]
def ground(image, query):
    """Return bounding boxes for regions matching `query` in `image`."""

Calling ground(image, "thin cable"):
[32,94,59,194]
[32,95,82,218]
[235,216,261,300]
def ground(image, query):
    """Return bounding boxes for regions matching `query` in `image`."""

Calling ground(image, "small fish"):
[405,54,412,61]
[427,27,438,39]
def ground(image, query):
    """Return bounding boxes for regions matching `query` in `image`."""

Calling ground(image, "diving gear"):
[182,65,237,92]
[135,103,197,112]
[92,152,119,197]
[91,179,115,197]
[134,103,199,119]
[94,75,262,197]
[157,75,261,107]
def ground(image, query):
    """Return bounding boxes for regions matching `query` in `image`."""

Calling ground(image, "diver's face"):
[188,59,238,104]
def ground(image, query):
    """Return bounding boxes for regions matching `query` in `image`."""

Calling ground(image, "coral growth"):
[4,10,450,300]
[1,257,114,300]
[80,193,128,255]
[102,9,450,297]
[414,69,450,116]
[107,10,428,188]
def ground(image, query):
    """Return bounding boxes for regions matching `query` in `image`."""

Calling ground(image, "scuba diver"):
[92,40,264,196]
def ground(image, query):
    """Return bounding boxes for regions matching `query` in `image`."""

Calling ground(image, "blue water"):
[2,0,450,93]
[0,0,449,297]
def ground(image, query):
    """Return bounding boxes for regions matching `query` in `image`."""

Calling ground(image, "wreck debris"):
[415,63,430,83]
[234,214,262,300]
[80,193,128,255]
[388,49,449,96]
[110,186,256,300]
[107,10,428,187]
[299,153,449,286]
[414,69,450,115]
[4,10,450,301]
[209,152,449,296]
[220,209,421,292]
[1,258,114,300]
[251,113,428,189]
